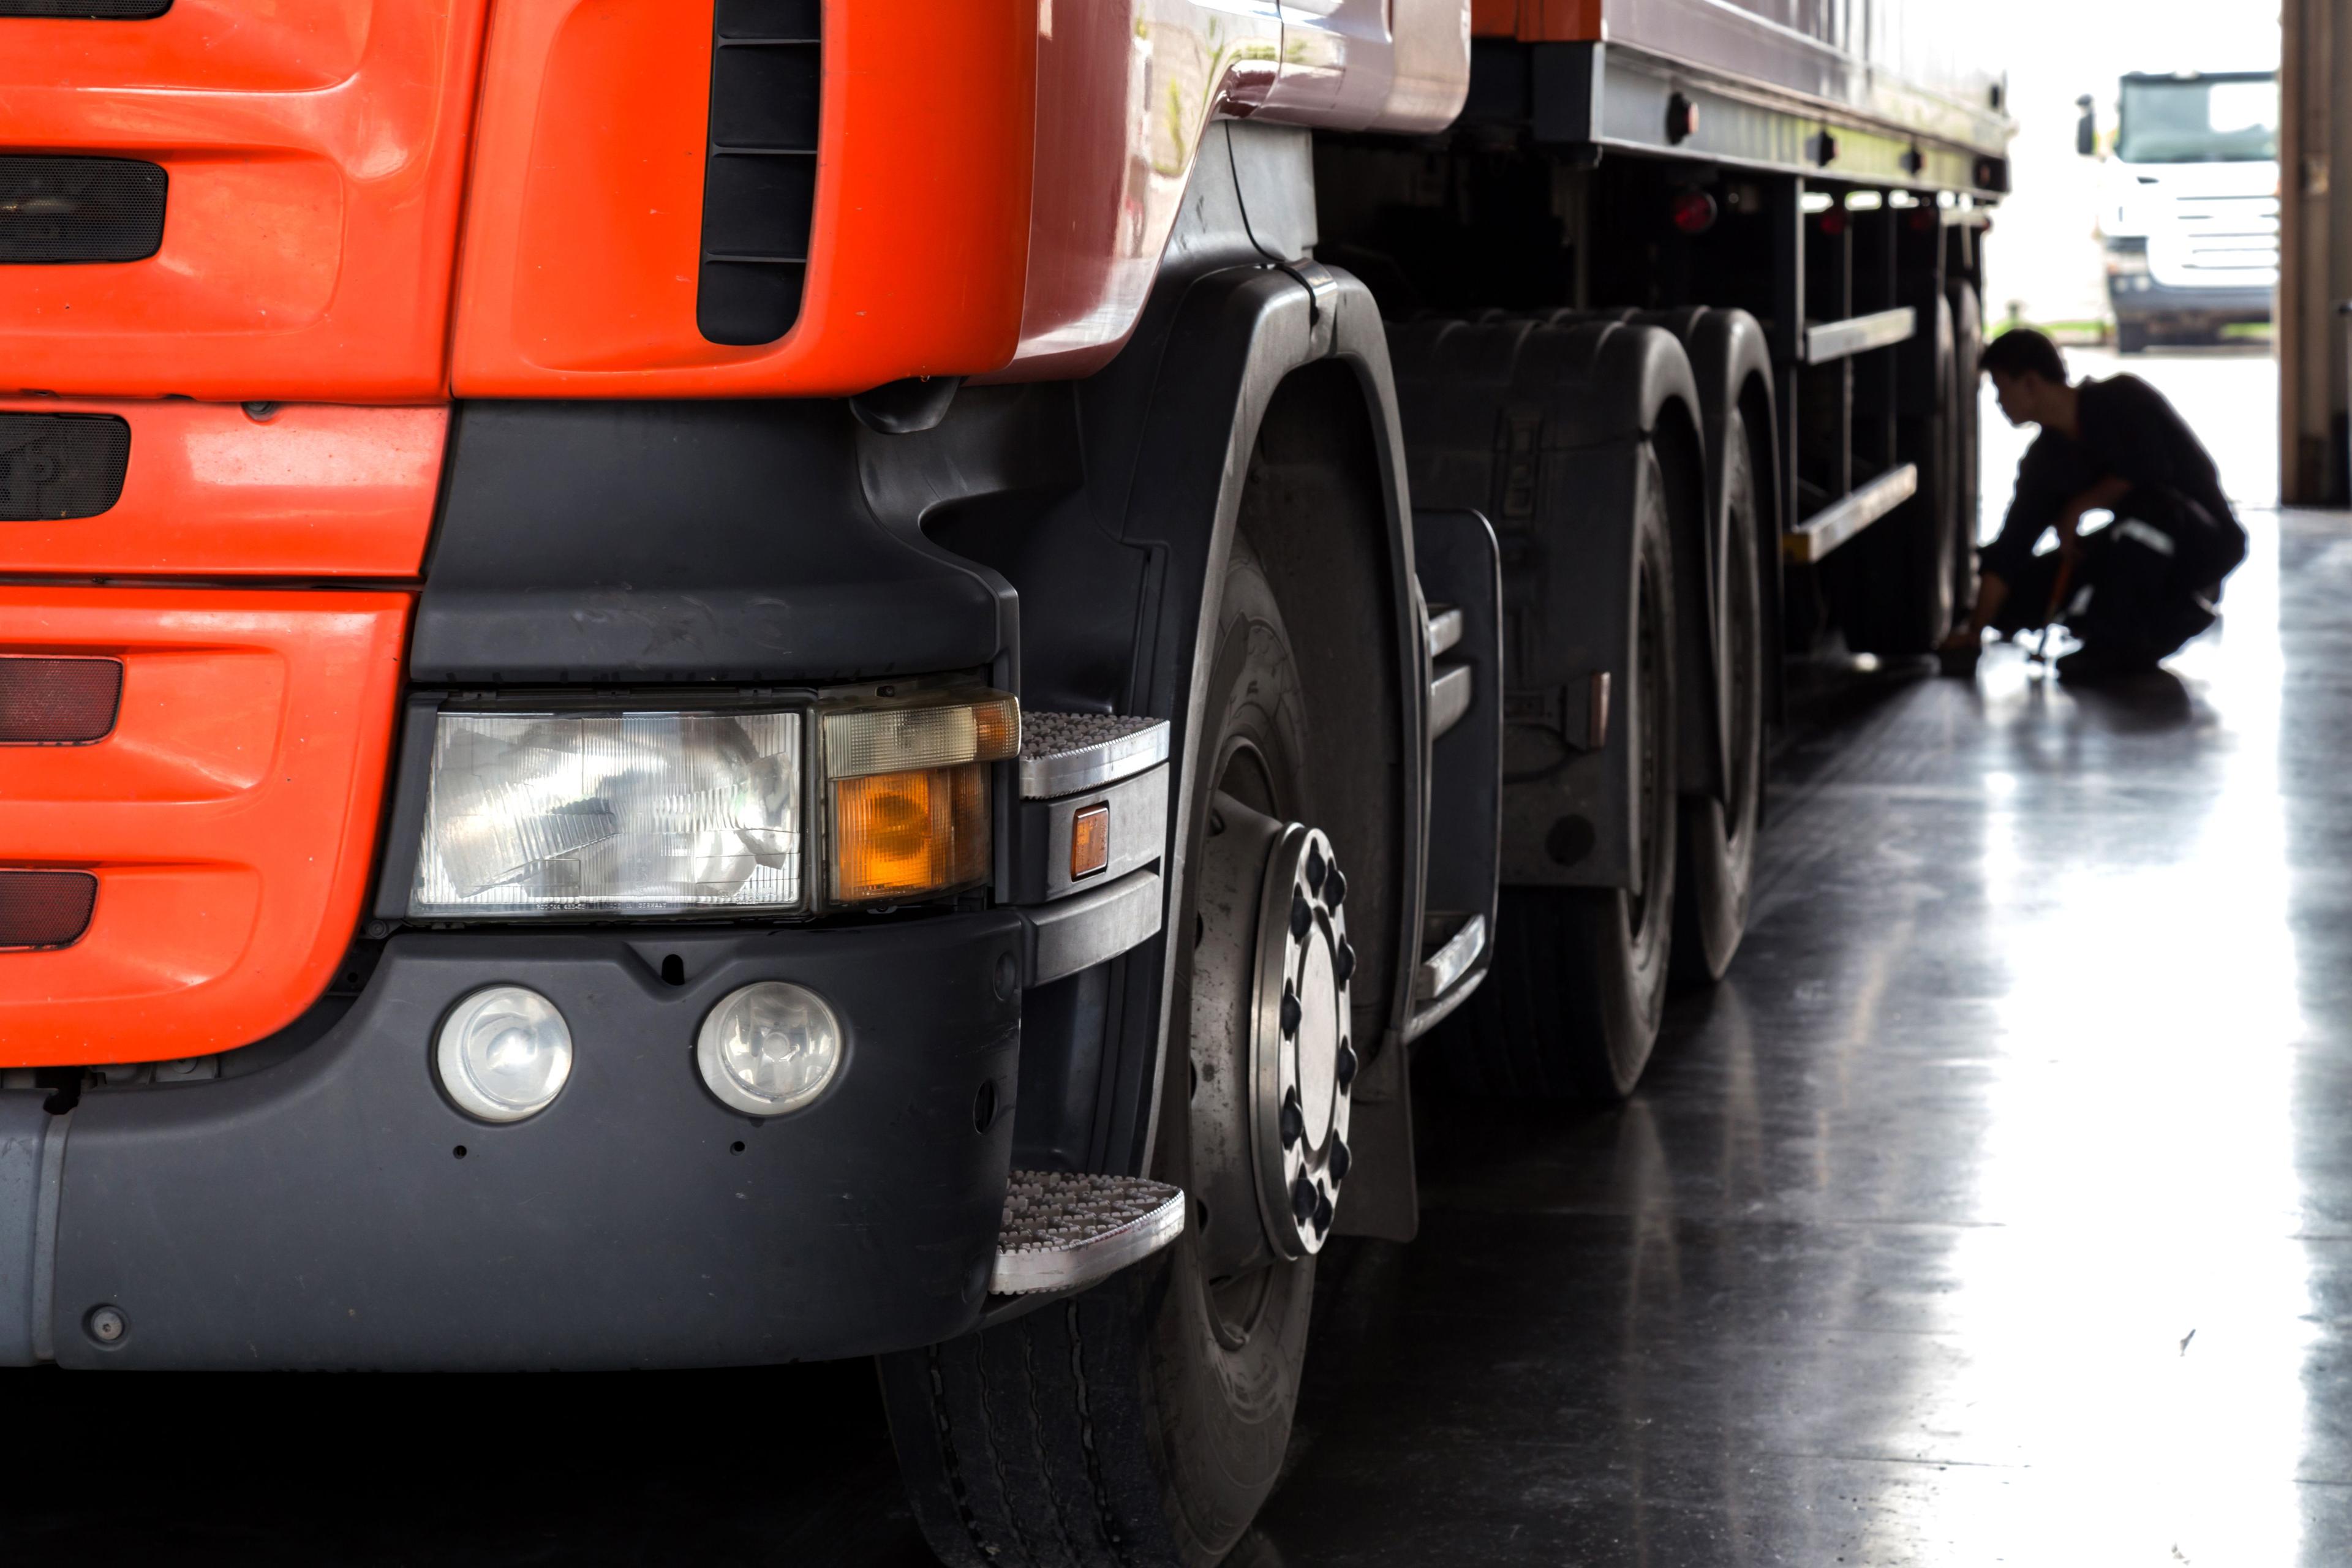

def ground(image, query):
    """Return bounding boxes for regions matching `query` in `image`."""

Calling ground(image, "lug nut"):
[1325,866,1347,907]
[1311,1190,1333,1234]
[1281,988,1301,1038]
[1330,1136,1352,1182]
[1306,844,1327,892]
[1335,1039,1357,1091]
[1291,1176,1317,1224]
[1289,891,1311,941]
[1280,1088,1305,1148]
[1333,939,1355,984]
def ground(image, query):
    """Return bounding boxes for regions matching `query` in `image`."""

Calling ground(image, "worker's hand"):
[2054,510,2085,566]
[1939,625,1981,654]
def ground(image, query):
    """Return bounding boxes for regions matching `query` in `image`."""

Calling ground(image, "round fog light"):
[436,986,573,1123]
[697,982,842,1115]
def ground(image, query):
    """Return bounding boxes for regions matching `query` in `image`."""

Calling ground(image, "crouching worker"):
[1940,328,2246,683]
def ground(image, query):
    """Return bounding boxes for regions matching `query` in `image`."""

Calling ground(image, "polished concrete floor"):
[12,349,2346,1566]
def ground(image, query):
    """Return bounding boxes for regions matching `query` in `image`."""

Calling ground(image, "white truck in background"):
[2084,70,2280,352]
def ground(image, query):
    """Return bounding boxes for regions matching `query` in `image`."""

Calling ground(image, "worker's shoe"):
[2054,644,2162,685]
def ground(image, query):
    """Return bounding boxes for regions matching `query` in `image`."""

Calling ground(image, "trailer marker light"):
[1669,189,1718,236]
[697,981,842,1115]
[435,986,573,1123]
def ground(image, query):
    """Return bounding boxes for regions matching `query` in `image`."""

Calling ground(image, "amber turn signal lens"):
[1070,804,1110,881]
[831,763,990,903]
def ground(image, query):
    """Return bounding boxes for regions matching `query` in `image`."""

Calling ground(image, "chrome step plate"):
[989,1170,1186,1296]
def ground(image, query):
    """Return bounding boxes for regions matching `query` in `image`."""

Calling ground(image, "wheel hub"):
[1250,824,1354,1257]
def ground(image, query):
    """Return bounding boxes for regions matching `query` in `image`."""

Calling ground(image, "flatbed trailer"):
[0,4,2006,1562]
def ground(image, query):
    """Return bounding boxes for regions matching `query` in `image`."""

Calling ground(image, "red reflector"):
[0,870,98,950]
[1670,189,1719,236]
[0,657,122,743]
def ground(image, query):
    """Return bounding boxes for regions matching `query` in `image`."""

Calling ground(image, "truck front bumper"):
[2109,276,2274,324]
[2,918,1023,1370]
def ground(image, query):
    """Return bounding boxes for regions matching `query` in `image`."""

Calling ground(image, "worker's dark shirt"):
[1981,374,2242,583]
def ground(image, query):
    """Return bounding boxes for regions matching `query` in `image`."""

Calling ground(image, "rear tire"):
[1673,409,1763,986]
[1456,453,1680,1099]
[881,537,1317,1568]
[1949,283,1984,620]
[2117,318,2150,355]
[1837,294,1957,656]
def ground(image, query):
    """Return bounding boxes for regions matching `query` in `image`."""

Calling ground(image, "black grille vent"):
[0,413,131,521]
[0,1,173,15]
[1,156,167,263]
[697,0,820,347]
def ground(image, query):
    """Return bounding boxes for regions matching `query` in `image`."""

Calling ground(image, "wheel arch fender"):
[1388,317,1700,899]
[1094,262,1426,1223]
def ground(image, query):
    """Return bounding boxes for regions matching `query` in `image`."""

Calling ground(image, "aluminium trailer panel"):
[1487,0,2015,192]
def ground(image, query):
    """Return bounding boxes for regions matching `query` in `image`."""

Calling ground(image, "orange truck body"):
[1,0,1466,1065]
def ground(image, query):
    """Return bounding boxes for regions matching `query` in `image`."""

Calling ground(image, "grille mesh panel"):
[0,156,167,263]
[0,413,131,519]
[696,0,821,347]
[0,1,173,14]
[0,658,123,744]
[0,870,99,951]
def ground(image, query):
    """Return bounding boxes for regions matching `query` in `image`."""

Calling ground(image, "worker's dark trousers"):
[1986,486,2245,660]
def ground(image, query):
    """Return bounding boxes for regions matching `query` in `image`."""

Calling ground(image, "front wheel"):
[883,536,1347,1567]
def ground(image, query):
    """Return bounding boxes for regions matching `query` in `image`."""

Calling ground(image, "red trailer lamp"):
[822,692,1017,905]
[696,981,843,1115]
[435,984,573,1123]
[1669,189,1719,236]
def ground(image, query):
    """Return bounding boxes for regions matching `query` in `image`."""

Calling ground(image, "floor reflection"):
[1258,498,2350,1564]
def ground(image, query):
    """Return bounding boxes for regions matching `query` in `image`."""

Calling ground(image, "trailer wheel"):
[1838,294,1958,655]
[881,537,1321,1568]
[1949,283,1984,619]
[1673,409,1763,986]
[2117,318,2150,355]
[1462,454,1681,1099]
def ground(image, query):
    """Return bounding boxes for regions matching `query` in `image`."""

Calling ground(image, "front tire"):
[881,537,1321,1568]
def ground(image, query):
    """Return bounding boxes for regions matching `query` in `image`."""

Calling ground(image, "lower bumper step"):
[990,1170,1186,1297]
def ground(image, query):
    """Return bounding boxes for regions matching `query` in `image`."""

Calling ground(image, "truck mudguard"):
[1389,316,1705,894]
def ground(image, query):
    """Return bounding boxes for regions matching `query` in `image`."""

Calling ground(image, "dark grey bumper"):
[2109,277,2274,322]
[6,916,1024,1370]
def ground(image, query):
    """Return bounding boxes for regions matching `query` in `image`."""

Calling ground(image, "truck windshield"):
[2117,75,2278,164]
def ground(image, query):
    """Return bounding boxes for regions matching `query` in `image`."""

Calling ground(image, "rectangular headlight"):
[410,709,804,916]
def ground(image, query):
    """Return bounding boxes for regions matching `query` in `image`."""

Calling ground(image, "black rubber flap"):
[0,413,131,519]
[0,658,122,744]
[0,157,166,263]
[0,871,97,951]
